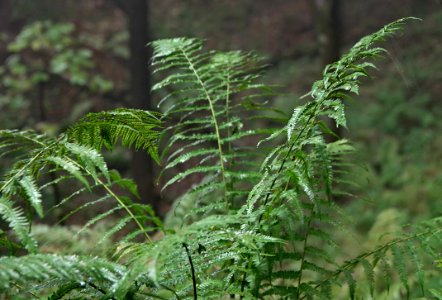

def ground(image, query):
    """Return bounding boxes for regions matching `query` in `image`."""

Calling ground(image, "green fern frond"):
[18,174,43,217]
[152,37,273,208]
[344,269,357,300]
[0,129,159,249]
[0,196,37,253]
[235,17,422,299]
[68,108,162,163]
[361,258,375,297]
[0,254,126,295]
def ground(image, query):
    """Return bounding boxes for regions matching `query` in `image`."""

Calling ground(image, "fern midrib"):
[179,47,228,198]
[66,156,152,243]
[256,102,320,225]
[11,282,38,299]
[295,218,313,300]
[225,71,236,202]
[0,138,52,194]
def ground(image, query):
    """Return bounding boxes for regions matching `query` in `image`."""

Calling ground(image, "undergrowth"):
[0,17,440,299]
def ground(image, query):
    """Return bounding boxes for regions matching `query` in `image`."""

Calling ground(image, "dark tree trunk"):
[113,0,160,212]
[0,0,11,61]
[308,0,348,203]
[308,0,342,65]
[308,0,343,141]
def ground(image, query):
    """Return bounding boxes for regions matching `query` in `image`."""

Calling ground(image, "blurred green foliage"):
[0,21,113,129]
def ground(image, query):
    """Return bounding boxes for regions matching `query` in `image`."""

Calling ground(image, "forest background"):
[0,0,441,298]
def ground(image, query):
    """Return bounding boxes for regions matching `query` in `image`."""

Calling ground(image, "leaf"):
[68,109,162,164]
[361,259,374,297]
[18,175,43,217]
[344,269,356,300]
[392,244,410,297]
[46,156,89,188]
[0,197,37,253]
[287,106,304,141]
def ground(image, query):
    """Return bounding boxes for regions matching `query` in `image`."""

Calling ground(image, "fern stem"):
[66,157,152,243]
[257,105,318,225]
[183,243,198,300]
[239,270,247,299]
[180,47,228,198]
[225,72,234,204]
[12,282,39,299]
[88,281,116,299]
[98,178,152,243]
[295,218,313,300]
[0,139,52,194]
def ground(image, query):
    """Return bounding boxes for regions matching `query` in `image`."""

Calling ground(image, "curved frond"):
[0,254,126,296]
[68,108,162,163]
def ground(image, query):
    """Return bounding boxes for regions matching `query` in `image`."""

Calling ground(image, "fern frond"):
[236,17,421,299]
[68,108,162,163]
[0,254,126,296]
[307,217,442,300]
[153,37,274,208]
[0,197,37,253]
[0,129,159,249]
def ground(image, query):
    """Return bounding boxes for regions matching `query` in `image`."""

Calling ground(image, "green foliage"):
[0,254,125,297]
[0,17,440,299]
[0,126,161,252]
[152,37,273,210]
[67,108,162,163]
[0,21,113,129]
[5,20,112,89]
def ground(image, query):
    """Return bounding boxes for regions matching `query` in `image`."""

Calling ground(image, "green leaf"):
[0,197,37,253]
[18,175,43,218]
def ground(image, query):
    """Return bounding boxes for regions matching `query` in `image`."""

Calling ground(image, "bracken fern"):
[0,17,440,300]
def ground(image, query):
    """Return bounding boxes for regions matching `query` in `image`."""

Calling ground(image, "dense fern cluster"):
[0,18,440,299]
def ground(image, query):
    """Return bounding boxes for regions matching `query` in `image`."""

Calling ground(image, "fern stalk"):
[296,218,313,300]
[67,157,152,242]
[1,140,51,195]
[180,46,228,198]
[12,282,39,299]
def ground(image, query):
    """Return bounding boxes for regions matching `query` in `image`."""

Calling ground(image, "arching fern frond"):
[152,37,274,210]
[235,17,424,299]
[0,129,159,250]
[67,108,162,163]
[0,254,126,298]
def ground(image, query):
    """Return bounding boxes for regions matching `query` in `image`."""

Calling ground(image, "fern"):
[0,254,126,296]
[0,17,440,300]
[67,108,162,163]
[0,115,162,250]
[152,37,274,213]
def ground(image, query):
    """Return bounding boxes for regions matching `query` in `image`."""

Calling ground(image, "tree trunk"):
[308,0,342,141]
[0,0,11,61]
[113,0,160,212]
